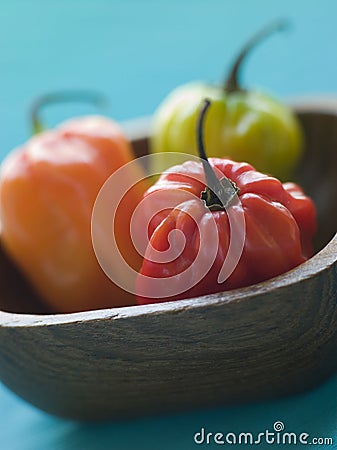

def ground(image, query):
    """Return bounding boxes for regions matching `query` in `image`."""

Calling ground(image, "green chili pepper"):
[150,20,303,181]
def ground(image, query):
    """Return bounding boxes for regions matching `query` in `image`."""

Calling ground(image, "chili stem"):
[197,99,239,211]
[30,90,108,135]
[197,100,222,193]
[224,19,290,94]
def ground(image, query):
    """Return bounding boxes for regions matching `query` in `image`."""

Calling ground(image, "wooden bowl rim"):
[0,97,336,328]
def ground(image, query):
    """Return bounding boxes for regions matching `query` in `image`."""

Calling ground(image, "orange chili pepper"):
[0,94,146,312]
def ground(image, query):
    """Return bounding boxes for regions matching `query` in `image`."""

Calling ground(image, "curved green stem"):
[197,99,239,211]
[224,19,290,94]
[30,90,108,135]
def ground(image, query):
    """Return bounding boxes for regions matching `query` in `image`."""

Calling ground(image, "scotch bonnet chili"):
[136,99,317,304]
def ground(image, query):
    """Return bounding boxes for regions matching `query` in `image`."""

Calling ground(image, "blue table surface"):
[1,0,336,448]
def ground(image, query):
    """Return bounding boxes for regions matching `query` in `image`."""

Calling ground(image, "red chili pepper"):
[136,99,316,304]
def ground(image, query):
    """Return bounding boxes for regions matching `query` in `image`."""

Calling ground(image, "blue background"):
[0,0,336,448]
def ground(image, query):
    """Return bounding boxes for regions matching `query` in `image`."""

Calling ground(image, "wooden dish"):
[0,99,336,421]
